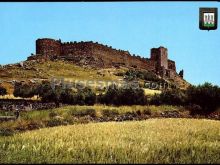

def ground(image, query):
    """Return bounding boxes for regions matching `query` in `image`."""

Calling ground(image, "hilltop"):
[0,38,190,94]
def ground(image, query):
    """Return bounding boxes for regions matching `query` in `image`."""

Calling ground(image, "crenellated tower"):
[36,38,62,58]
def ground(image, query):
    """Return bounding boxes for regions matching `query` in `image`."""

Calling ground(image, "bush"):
[60,87,96,105]
[142,108,152,115]
[16,81,96,105]
[36,81,62,103]
[60,88,77,104]
[78,87,96,105]
[100,85,147,106]
[186,104,203,115]
[150,89,187,106]
[125,69,163,82]
[13,82,36,98]
[0,86,7,96]
[187,83,220,113]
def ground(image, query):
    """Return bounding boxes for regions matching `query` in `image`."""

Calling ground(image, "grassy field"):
[0,118,219,164]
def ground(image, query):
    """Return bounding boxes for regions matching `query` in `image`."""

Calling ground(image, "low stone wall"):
[0,99,58,111]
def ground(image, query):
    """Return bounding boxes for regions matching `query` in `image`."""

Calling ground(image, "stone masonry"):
[27,38,182,79]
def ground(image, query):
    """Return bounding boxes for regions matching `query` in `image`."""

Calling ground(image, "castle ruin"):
[27,38,183,79]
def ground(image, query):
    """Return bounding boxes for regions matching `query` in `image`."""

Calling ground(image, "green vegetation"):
[13,81,96,105]
[0,105,183,136]
[125,69,161,82]
[150,88,187,106]
[13,82,36,98]
[0,86,7,96]
[149,83,220,114]
[99,85,147,105]
[187,82,220,113]
[11,81,220,115]
[60,87,96,105]
[0,119,219,164]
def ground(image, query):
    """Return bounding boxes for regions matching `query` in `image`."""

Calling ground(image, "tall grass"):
[0,119,219,163]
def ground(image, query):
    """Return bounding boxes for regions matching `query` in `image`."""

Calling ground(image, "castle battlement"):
[27,38,182,79]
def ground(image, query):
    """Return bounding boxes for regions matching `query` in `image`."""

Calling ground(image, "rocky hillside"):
[0,59,190,95]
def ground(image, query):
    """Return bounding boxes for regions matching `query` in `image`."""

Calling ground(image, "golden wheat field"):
[0,118,219,164]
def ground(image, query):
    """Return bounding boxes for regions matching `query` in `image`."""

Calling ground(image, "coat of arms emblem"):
[200,8,218,30]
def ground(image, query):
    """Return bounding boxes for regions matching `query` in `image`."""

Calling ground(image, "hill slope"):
[0,59,189,94]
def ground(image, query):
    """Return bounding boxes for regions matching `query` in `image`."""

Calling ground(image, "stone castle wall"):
[168,60,176,71]
[27,38,179,78]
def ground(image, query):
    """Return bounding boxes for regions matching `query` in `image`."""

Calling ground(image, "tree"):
[13,82,36,98]
[36,81,62,103]
[187,82,220,113]
[60,87,96,105]
[150,89,187,106]
[0,86,7,96]
[179,70,184,78]
[100,85,147,106]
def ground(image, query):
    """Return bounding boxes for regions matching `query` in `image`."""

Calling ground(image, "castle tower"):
[36,38,61,58]
[150,46,168,70]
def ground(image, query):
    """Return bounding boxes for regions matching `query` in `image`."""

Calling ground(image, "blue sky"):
[0,2,219,85]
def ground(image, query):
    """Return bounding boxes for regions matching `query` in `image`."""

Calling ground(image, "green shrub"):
[125,69,163,82]
[0,86,7,96]
[78,87,96,105]
[186,83,220,113]
[60,87,96,105]
[100,85,147,106]
[13,82,36,98]
[37,82,62,103]
[186,104,203,115]
[150,89,187,106]
[35,81,96,105]
[60,88,77,104]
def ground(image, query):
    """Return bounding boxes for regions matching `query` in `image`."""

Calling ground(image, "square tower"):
[150,46,168,70]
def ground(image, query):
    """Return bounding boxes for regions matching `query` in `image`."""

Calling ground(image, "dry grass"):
[0,95,39,100]
[0,61,121,81]
[0,118,219,163]
[144,88,161,95]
